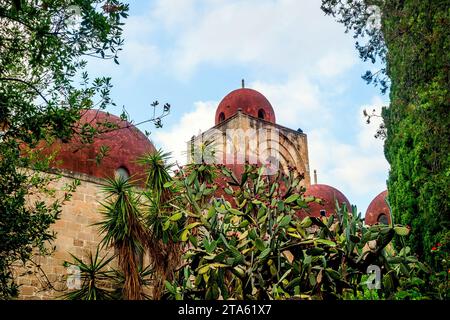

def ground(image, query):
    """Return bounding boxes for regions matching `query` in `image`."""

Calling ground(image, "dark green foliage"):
[382,1,450,264]
[62,247,116,300]
[137,149,174,202]
[65,156,443,300]
[96,176,150,300]
[321,0,450,264]
[62,247,154,300]
[137,150,182,299]
[0,0,129,299]
[162,163,432,300]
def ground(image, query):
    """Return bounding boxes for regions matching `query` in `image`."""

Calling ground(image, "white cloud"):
[104,0,357,79]
[120,42,161,76]
[165,0,357,78]
[151,0,198,31]
[153,101,217,165]
[307,96,389,212]
[251,77,329,130]
[317,52,357,77]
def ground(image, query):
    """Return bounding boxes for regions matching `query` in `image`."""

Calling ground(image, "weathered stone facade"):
[15,171,116,299]
[189,110,311,186]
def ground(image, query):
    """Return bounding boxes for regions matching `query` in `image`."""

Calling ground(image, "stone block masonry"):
[15,171,117,299]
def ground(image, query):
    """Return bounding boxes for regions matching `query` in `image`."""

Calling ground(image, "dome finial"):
[241,79,245,88]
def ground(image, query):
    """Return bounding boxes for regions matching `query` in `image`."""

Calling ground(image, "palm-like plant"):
[112,264,154,300]
[137,149,182,299]
[62,247,115,300]
[95,176,149,300]
[137,149,174,203]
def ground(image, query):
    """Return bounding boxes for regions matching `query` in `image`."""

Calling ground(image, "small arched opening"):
[378,214,389,225]
[218,112,225,123]
[258,109,266,120]
[115,166,130,180]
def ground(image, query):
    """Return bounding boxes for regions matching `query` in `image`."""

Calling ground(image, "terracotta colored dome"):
[41,110,155,182]
[365,190,391,225]
[300,184,351,218]
[215,88,276,125]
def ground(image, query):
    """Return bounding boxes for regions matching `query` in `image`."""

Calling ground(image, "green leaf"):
[394,226,410,236]
[316,239,336,247]
[259,248,271,260]
[303,254,312,266]
[185,222,202,230]
[285,194,300,203]
[169,212,183,222]
[255,238,266,251]
[198,265,210,275]
[257,207,266,219]
[278,269,292,284]
[210,263,229,269]
[207,206,216,219]
[229,208,244,216]
[239,220,250,228]
[163,181,175,188]
[162,220,171,231]
[309,273,316,286]
[300,216,312,228]
[238,230,249,241]
[187,171,196,185]
[189,235,198,247]
[164,280,175,294]
[180,229,190,242]
[278,215,291,227]
[288,232,302,239]
[205,240,217,254]
[325,268,341,280]
[215,206,227,214]
[270,264,277,276]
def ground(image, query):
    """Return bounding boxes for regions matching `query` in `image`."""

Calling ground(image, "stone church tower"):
[189,83,311,186]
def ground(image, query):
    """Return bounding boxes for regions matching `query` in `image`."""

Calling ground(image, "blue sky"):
[87,0,390,215]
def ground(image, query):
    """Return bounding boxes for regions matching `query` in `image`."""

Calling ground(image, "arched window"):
[115,166,130,180]
[378,214,389,225]
[218,112,225,123]
[258,109,266,120]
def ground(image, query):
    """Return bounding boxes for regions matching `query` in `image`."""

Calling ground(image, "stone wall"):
[14,171,116,299]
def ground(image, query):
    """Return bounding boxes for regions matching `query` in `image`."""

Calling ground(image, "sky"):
[87,0,390,215]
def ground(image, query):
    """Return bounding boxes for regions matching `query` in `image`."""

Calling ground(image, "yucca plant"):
[112,264,154,300]
[137,149,174,203]
[62,247,116,300]
[137,149,182,299]
[95,176,149,300]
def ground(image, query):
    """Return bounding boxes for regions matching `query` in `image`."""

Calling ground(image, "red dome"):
[300,184,351,218]
[365,190,391,225]
[41,110,155,182]
[215,88,276,125]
